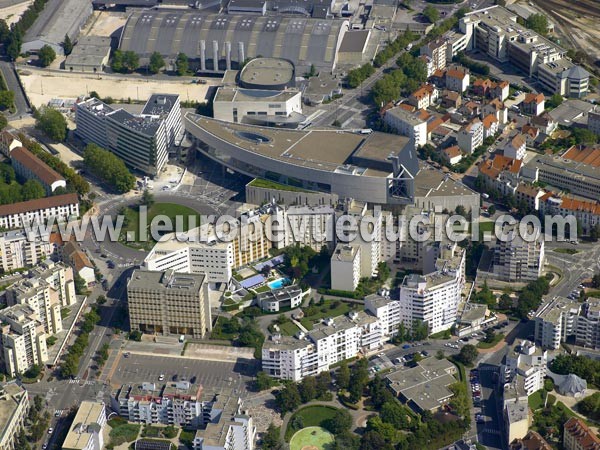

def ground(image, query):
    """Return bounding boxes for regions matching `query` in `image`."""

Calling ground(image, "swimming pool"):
[268,278,291,290]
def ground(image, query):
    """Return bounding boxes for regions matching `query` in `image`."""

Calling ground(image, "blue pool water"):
[268,278,291,289]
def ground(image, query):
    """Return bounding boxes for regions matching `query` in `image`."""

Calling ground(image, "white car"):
[159,374,165,381]
[48,428,53,434]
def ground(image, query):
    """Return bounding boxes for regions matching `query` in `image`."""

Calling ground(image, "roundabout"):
[290,426,334,450]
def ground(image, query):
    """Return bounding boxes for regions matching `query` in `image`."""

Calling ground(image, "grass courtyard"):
[119,202,202,249]
[290,427,334,450]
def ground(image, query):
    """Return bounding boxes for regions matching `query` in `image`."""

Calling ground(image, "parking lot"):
[111,353,257,392]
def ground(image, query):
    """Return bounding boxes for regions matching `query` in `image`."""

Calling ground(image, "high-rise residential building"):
[330,243,361,292]
[503,340,547,396]
[284,205,335,252]
[588,111,600,136]
[420,38,447,73]
[383,107,428,147]
[75,94,183,176]
[575,298,600,349]
[0,230,54,273]
[62,401,107,450]
[365,292,401,340]
[492,224,545,282]
[0,384,29,450]
[399,246,466,334]
[127,270,211,339]
[29,260,77,307]
[0,304,49,377]
[534,297,579,350]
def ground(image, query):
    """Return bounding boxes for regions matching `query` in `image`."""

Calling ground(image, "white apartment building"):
[408,84,438,110]
[284,205,335,252]
[144,209,273,284]
[365,291,402,340]
[127,270,211,339]
[420,38,447,72]
[492,224,544,282]
[0,305,49,377]
[399,246,466,334]
[522,93,545,117]
[0,230,53,273]
[503,133,527,161]
[534,297,580,350]
[0,193,79,229]
[0,384,29,450]
[383,107,428,147]
[112,381,205,428]
[62,401,107,450]
[76,94,183,176]
[330,243,361,292]
[457,119,484,154]
[504,340,547,396]
[29,260,77,307]
[575,298,600,349]
[213,87,304,128]
[194,414,255,450]
[262,314,370,381]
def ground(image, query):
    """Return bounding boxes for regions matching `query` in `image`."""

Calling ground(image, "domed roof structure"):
[557,374,587,397]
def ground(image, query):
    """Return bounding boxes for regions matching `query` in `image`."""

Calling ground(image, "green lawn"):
[108,421,140,446]
[119,203,202,249]
[249,178,312,193]
[529,390,545,411]
[553,248,579,255]
[476,333,505,349]
[302,300,358,325]
[279,321,300,336]
[287,406,339,441]
[290,427,334,450]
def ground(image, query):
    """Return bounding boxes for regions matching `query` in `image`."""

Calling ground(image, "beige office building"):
[127,270,211,338]
[62,401,107,450]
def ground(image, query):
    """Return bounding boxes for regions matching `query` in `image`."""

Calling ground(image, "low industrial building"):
[385,357,458,413]
[22,0,92,55]
[118,10,350,74]
[257,285,303,312]
[62,401,107,450]
[64,36,111,73]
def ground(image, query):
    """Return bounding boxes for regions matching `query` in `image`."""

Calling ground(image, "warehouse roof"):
[119,10,347,71]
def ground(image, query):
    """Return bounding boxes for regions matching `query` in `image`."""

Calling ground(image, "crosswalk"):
[482,428,501,436]
[67,379,96,386]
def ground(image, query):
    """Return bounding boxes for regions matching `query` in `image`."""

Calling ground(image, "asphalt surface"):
[0,60,30,118]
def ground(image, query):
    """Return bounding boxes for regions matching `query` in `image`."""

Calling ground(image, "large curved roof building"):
[119,10,349,73]
[184,114,417,205]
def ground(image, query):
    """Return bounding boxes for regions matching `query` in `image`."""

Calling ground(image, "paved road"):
[0,60,30,118]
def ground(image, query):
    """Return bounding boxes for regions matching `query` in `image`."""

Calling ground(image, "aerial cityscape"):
[0,0,600,449]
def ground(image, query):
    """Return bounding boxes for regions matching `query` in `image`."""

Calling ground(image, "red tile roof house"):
[473,78,493,97]
[522,93,545,116]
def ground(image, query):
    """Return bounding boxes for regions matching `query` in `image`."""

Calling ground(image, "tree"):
[436,349,445,360]
[380,401,411,430]
[456,344,478,365]
[176,52,189,76]
[299,375,317,403]
[590,224,600,242]
[546,93,563,109]
[360,431,394,450]
[129,330,142,341]
[62,34,73,55]
[38,44,56,67]
[263,423,284,450]
[140,189,154,208]
[577,392,600,420]
[276,383,301,414]
[0,90,15,110]
[74,273,87,294]
[316,371,331,398]
[499,293,513,310]
[305,63,317,78]
[83,143,136,193]
[484,328,496,343]
[324,409,353,435]
[5,33,21,61]
[89,91,100,99]
[148,51,165,74]
[255,371,274,391]
[423,5,440,23]
[111,50,139,73]
[526,13,549,35]
[337,361,350,389]
[96,295,107,305]
[21,179,45,201]
[544,378,554,392]
[592,274,600,289]
[411,320,429,341]
[0,115,7,131]
[487,205,496,215]
[35,107,67,141]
